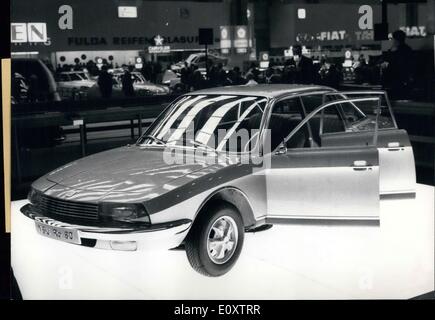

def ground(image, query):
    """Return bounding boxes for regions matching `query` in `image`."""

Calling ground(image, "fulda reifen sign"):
[11,0,228,52]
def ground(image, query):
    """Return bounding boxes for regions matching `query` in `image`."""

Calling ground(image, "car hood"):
[58,80,96,88]
[134,83,169,93]
[43,146,228,197]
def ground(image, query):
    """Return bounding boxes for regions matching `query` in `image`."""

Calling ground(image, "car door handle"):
[352,160,369,171]
[387,141,403,151]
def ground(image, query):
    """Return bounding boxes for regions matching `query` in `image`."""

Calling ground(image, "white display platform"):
[11,184,434,299]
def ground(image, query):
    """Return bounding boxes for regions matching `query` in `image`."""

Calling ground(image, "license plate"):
[35,221,81,244]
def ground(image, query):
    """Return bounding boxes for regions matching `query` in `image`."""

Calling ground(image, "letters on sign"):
[58,5,73,30]
[358,5,373,30]
[11,23,47,43]
[11,23,27,43]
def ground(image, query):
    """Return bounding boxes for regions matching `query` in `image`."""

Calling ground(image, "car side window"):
[58,74,69,82]
[320,105,345,134]
[338,102,366,127]
[300,94,345,137]
[300,93,337,113]
[300,94,324,113]
[268,97,310,151]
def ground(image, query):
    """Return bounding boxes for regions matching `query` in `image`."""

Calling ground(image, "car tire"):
[185,203,244,277]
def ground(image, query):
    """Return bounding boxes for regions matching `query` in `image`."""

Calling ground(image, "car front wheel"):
[185,203,244,277]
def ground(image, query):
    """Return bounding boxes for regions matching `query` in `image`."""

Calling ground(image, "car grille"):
[37,194,99,221]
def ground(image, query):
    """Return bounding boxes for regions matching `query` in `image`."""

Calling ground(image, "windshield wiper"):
[139,135,166,146]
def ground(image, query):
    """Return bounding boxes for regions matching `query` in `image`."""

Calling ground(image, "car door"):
[264,96,380,220]
[321,92,416,197]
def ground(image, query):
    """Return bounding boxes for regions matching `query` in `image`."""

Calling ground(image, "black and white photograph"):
[1,0,434,304]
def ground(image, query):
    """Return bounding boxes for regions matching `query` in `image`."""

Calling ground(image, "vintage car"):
[21,84,416,276]
[86,69,170,98]
[55,71,96,100]
[170,52,228,73]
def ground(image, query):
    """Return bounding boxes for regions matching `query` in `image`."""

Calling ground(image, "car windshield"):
[132,73,146,83]
[137,95,267,152]
[69,73,86,81]
[185,54,197,64]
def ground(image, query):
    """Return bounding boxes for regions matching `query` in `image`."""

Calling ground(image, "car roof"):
[190,84,334,99]
[59,71,86,74]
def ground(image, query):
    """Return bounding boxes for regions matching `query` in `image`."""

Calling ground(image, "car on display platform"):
[21,84,416,276]
[55,71,96,100]
[86,69,171,98]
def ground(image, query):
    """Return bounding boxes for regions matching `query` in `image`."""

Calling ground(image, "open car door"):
[322,91,416,198]
[265,96,381,221]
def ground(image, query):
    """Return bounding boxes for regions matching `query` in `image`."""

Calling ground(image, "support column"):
[229,0,248,26]
[252,0,270,58]
[224,0,249,69]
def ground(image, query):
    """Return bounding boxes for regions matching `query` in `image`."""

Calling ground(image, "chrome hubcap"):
[207,216,238,264]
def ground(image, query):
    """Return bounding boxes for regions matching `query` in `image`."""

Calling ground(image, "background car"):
[55,71,96,100]
[86,69,170,98]
[112,69,171,95]
[170,53,228,73]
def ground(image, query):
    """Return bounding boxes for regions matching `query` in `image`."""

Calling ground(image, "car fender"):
[194,186,256,228]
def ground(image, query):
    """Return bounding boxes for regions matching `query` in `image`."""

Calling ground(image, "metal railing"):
[12,95,181,186]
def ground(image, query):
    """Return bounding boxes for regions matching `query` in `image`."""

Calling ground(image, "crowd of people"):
[14,29,417,102]
[175,31,416,101]
[57,59,164,83]
[175,44,345,91]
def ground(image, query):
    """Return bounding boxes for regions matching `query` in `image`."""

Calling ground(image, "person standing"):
[121,66,135,97]
[286,44,314,84]
[216,63,227,86]
[97,65,113,99]
[27,74,40,103]
[180,62,191,91]
[208,64,219,87]
[244,72,258,85]
[381,30,414,100]
[191,64,204,90]
[247,62,260,83]
[323,63,342,89]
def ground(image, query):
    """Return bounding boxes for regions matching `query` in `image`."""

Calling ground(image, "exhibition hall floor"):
[11,184,434,299]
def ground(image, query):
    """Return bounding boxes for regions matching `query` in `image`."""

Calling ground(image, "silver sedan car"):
[21,84,416,276]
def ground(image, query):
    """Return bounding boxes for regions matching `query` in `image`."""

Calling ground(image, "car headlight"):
[28,188,42,205]
[98,203,150,223]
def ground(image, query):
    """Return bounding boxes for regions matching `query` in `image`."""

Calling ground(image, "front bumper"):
[20,203,192,251]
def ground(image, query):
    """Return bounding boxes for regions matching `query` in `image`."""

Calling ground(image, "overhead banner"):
[148,35,171,54]
[234,25,248,48]
[234,25,248,54]
[220,26,231,49]
[148,46,170,54]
